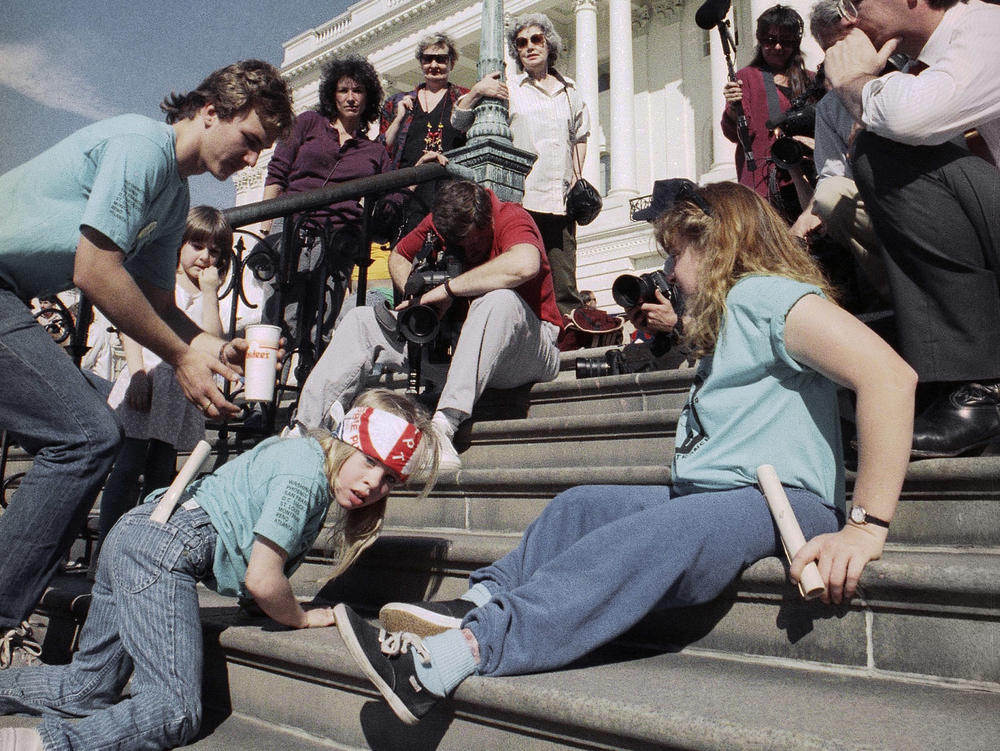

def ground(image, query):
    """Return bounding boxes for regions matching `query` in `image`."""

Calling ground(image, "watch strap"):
[851,506,891,529]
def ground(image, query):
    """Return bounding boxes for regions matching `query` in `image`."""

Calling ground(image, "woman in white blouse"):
[452,13,590,315]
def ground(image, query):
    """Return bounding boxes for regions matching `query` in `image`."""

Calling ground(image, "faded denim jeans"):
[464,484,841,677]
[0,501,218,750]
[0,288,121,630]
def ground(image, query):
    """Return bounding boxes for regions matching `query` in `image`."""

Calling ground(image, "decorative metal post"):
[447,0,536,202]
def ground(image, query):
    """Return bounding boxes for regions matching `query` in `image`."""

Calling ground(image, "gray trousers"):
[295,289,561,428]
[852,132,1000,382]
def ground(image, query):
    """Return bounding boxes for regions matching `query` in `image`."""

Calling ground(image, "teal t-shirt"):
[671,275,845,510]
[0,114,188,300]
[179,436,332,598]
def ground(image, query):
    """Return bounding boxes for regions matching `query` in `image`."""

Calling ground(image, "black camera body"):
[397,234,464,357]
[575,334,673,379]
[766,82,826,170]
[611,270,677,310]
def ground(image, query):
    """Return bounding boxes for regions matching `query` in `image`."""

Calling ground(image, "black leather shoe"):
[911,381,1000,458]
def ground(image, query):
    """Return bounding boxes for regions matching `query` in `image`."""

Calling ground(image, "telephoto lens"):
[397,304,440,344]
[611,270,674,309]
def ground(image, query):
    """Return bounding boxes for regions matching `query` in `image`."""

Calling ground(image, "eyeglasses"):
[760,34,800,47]
[515,33,546,49]
[837,0,859,22]
[420,53,451,65]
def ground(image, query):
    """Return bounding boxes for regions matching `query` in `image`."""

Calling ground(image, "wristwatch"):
[848,506,891,529]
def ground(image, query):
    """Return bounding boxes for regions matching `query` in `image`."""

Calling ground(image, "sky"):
[0,0,355,209]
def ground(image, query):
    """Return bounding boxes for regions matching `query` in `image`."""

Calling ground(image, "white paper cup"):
[243,324,280,402]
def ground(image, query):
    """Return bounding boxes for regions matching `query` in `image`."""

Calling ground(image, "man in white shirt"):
[825,0,1000,459]
[790,0,890,303]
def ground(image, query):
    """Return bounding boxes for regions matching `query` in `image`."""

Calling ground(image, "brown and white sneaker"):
[0,622,42,670]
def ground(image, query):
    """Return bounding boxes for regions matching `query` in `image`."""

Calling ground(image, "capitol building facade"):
[234,0,821,308]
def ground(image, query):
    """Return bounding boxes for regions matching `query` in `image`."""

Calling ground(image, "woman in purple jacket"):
[259,56,397,346]
[721,5,813,222]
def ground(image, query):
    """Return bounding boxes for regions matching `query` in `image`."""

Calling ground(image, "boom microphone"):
[695,0,732,30]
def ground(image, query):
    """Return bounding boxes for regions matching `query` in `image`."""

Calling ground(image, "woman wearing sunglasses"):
[722,4,815,222]
[452,13,591,316]
[380,33,506,237]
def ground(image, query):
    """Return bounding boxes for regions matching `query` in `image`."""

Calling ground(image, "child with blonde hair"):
[0,388,439,750]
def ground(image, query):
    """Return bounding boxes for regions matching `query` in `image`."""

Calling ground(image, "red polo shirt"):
[394,189,562,328]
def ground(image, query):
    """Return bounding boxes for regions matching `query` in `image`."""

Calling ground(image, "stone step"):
[192,590,999,751]
[455,408,680,470]
[378,459,1000,546]
[290,532,1000,686]
[471,365,696,421]
[1,712,347,751]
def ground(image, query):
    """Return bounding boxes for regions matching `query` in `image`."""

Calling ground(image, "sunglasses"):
[515,33,546,49]
[760,34,800,47]
[420,53,451,65]
[837,0,859,22]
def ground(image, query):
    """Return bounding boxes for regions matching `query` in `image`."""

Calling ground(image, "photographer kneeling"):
[290,179,563,471]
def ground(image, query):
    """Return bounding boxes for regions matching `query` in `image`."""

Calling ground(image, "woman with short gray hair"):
[453,13,591,315]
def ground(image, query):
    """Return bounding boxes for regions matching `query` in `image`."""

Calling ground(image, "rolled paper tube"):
[756,464,827,600]
[149,440,213,524]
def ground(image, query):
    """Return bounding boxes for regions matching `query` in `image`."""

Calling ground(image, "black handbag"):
[566,176,602,226]
[563,86,602,226]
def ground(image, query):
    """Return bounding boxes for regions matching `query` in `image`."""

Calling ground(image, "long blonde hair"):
[314,389,440,580]
[655,181,834,358]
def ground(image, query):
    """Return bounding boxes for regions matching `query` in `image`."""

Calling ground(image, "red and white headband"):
[335,406,423,481]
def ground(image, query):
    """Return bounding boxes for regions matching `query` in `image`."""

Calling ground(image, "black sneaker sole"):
[334,603,421,725]
[379,603,463,636]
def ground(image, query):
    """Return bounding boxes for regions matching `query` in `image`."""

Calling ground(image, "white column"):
[607,0,636,197]
[573,0,601,187]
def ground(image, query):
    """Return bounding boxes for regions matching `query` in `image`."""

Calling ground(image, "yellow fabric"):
[352,242,392,283]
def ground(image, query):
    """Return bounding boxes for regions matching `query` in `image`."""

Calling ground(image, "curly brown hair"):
[317,56,383,129]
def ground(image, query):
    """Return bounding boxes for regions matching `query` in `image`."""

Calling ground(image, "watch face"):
[850,506,866,524]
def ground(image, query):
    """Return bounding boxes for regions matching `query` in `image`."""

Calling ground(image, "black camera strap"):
[761,70,792,213]
[761,71,783,133]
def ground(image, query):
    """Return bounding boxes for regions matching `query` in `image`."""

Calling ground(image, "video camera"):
[397,232,464,353]
[766,69,827,171]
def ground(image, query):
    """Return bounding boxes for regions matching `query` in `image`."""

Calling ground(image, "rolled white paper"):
[756,464,827,600]
[149,440,213,524]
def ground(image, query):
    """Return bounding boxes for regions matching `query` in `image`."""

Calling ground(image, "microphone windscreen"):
[695,0,732,30]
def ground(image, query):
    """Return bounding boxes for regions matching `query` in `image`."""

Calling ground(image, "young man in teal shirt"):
[0,59,294,668]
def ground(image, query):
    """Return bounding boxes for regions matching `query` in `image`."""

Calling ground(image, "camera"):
[575,334,674,379]
[766,79,826,170]
[611,270,677,309]
[397,232,463,351]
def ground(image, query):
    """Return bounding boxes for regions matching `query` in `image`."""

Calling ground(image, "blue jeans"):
[0,502,218,750]
[99,438,177,541]
[464,484,841,677]
[0,290,122,629]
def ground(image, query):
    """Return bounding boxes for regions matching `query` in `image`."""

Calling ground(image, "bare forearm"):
[75,242,189,367]
[247,573,308,628]
[388,252,414,291]
[851,368,916,522]
[832,76,872,122]
[121,334,146,375]
[200,292,224,338]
